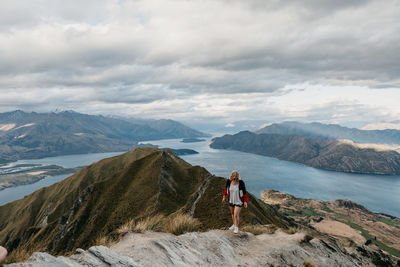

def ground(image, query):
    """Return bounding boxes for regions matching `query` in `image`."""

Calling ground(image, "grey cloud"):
[0,0,399,125]
[1,0,399,93]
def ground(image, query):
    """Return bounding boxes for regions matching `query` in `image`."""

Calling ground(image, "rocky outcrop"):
[5,230,396,266]
[334,199,372,214]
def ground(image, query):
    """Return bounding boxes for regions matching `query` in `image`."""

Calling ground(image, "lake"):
[1,138,399,218]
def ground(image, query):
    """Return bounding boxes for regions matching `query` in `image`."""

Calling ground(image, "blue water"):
[149,138,400,218]
[0,174,70,206]
[1,138,399,218]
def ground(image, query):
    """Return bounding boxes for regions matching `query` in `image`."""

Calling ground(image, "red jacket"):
[224,179,248,203]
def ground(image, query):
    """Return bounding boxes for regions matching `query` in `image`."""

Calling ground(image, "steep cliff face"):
[210,131,400,174]
[0,148,288,262]
[5,230,397,267]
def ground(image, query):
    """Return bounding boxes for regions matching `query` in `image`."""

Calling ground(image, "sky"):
[0,0,399,130]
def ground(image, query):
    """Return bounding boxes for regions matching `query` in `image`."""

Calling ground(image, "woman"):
[222,170,248,234]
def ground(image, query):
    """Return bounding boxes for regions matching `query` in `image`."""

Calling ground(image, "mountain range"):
[210,131,400,175]
[257,121,400,145]
[0,147,289,262]
[0,110,208,164]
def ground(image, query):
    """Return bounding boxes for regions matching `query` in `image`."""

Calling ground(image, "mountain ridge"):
[0,110,208,164]
[257,121,400,145]
[210,131,400,175]
[0,147,289,263]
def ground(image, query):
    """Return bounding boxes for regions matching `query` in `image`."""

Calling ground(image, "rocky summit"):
[5,230,396,267]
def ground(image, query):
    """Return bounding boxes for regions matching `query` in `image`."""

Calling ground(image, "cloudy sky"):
[0,0,399,129]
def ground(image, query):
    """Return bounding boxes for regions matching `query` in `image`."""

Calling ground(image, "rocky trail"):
[5,229,396,267]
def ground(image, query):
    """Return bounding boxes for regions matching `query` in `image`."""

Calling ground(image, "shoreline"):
[209,146,400,176]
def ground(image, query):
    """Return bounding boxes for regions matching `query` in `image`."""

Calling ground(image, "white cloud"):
[0,0,399,127]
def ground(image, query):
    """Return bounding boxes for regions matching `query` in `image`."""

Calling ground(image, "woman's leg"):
[229,205,235,225]
[234,206,242,227]
[0,246,7,264]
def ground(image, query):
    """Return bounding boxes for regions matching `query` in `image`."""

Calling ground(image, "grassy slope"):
[0,147,289,262]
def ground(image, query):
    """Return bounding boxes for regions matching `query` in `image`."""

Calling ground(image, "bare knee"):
[0,246,7,264]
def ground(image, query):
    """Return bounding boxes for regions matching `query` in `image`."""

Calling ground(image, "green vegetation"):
[377,217,400,229]
[302,207,322,217]
[283,207,322,218]
[321,204,334,213]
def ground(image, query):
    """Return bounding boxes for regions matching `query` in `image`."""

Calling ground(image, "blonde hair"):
[230,170,240,181]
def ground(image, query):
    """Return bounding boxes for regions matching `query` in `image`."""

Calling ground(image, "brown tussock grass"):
[164,213,201,235]
[134,214,165,233]
[303,259,316,267]
[94,235,115,247]
[117,213,201,236]
[117,219,135,235]
[4,249,31,265]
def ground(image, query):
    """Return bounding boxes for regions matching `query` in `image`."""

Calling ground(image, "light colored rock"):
[5,230,396,267]
[5,252,77,267]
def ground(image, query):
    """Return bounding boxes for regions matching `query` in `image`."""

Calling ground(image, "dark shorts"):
[229,203,243,207]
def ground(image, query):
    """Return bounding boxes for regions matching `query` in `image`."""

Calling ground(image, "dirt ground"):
[310,219,366,244]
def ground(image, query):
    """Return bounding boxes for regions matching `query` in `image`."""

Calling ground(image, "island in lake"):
[181,138,206,143]
[161,148,199,155]
[0,164,82,191]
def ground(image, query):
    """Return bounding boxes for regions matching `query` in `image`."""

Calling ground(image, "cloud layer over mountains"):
[0,0,399,125]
